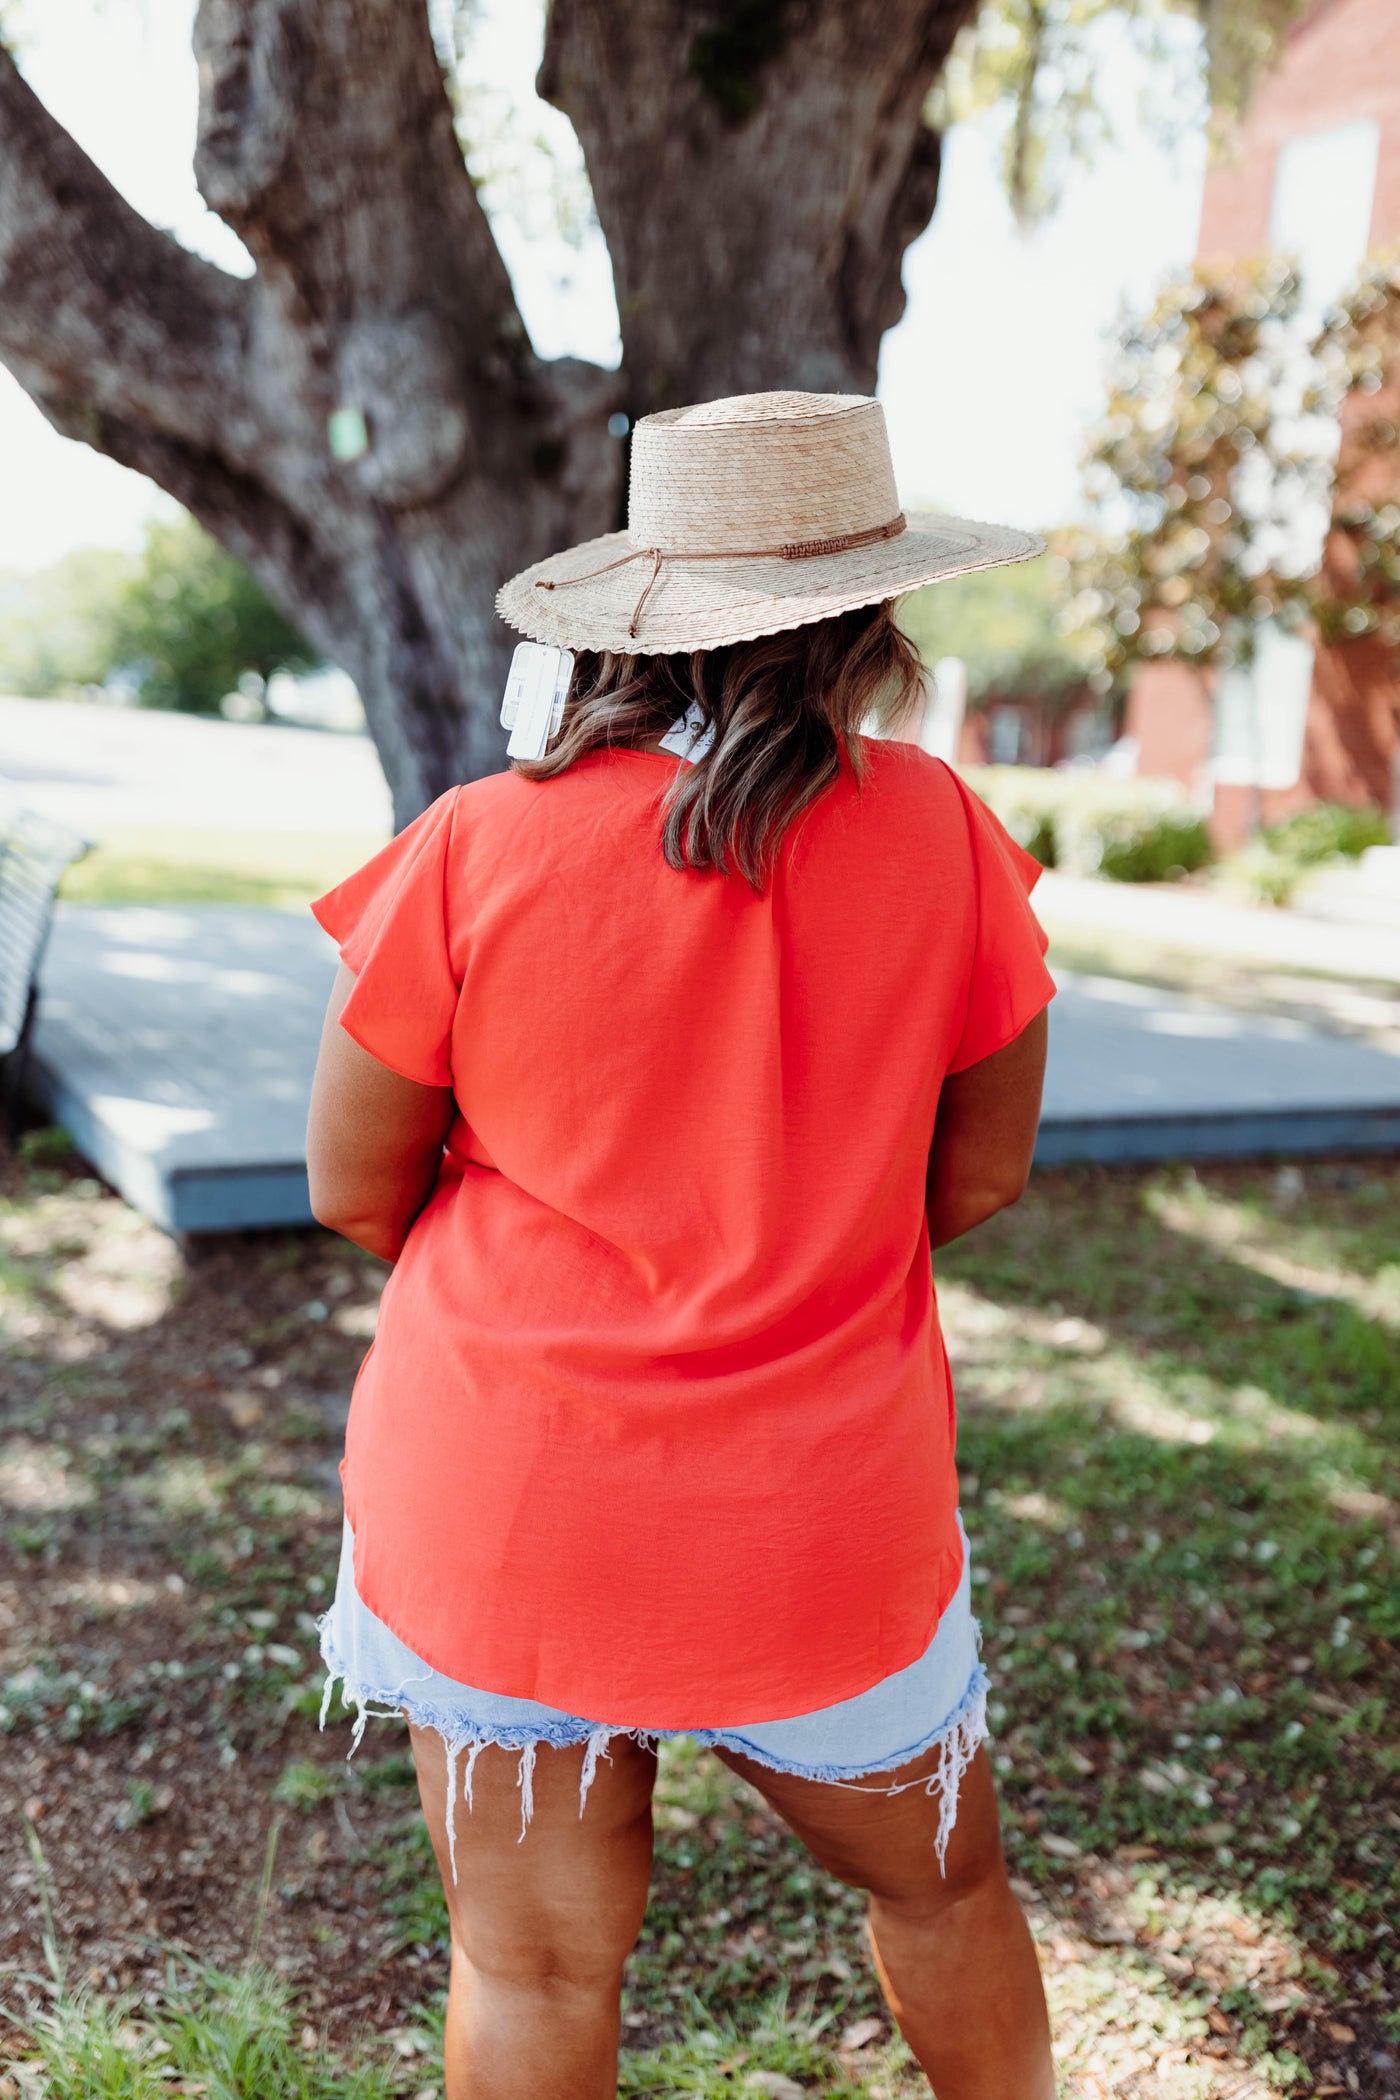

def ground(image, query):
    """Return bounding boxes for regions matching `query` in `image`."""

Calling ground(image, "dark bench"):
[0,794,91,1138]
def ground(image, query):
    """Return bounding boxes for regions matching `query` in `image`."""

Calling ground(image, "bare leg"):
[409,1725,657,2100]
[715,1741,1054,2099]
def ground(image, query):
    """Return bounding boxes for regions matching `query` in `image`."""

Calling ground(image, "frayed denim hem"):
[691,1660,991,1876]
[315,1612,990,1887]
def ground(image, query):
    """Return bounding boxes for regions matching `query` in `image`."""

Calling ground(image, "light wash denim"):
[317,1510,988,1882]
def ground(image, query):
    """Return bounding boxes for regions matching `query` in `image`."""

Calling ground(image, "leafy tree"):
[1310,250,1400,650]
[0,1,1297,818]
[105,515,318,713]
[900,554,1094,702]
[1064,251,1400,689]
[0,546,136,697]
[941,0,1310,226]
[0,517,316,710]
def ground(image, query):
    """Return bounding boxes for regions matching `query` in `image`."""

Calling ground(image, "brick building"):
[1125,0,1400,846]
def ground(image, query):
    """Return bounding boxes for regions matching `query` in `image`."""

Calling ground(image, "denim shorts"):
[316,1510,988,1881]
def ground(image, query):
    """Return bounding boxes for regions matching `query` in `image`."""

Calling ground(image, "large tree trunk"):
[544,0,963,410]
[0,0,976,825]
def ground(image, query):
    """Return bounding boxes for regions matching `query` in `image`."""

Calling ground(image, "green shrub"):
[960,767,1065,866]
[1057,782,1212,883]
[1258,804,1391,866]
[964,767,1212,882]
[1223,842,1303,907]
[1219,802,1391,906]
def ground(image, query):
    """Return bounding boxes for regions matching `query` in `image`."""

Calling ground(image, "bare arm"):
[925,1009,1048,1251]
[307,964,456,1263]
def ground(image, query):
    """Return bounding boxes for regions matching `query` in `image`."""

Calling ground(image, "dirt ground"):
[2,1142,1396,2097]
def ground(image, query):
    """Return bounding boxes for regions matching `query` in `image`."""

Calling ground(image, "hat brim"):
[495,511,1045,656]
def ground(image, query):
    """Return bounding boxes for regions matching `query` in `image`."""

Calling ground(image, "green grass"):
[939,1163,1396,1922]
[60,827,389,911]
[349,1163,1396,2094]
[10,1960,417,2100]
[2,1154,1395,2096]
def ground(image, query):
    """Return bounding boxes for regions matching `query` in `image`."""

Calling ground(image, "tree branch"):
[0,46,253,458]
[192,0,538,509]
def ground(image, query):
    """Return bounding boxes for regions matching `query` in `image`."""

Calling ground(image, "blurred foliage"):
[1065,256,1319,693]
[1223,802,1394,906]
[0,514,317,713]
[0,546,137,696]
[899,553,1095,704]
[105,517,317,713]
[1063,251,1400,696]
[938,0,1310,225]
[430,0,599,253]
[1310,249,1400,649]
[966,764,1213,880]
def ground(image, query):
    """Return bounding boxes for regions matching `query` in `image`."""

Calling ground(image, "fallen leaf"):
[1326,2021,1357,2044]
[1224,1915,1261,1945]
[1116,1844,1159,1862]
[1040,1832,1082,1859]
[1195,1821,1234,1845]
[1082,1917,1136,1947]
[743,2076,804,2100]
[1206,2008,1232,2036]
[840,2017,885,2051]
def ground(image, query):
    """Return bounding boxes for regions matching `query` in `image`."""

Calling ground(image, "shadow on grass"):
[1,1148,1395,2094]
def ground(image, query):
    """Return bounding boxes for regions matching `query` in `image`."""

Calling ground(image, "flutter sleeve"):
[946,770,1057,1074]
[310,788,461,1088]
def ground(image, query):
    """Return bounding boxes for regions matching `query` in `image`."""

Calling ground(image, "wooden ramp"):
[1038,970,1400,1165]
[30,904,1400,1234]
[32,905,337,1234]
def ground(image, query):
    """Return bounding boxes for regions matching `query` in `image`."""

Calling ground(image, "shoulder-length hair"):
[512,599,926,888]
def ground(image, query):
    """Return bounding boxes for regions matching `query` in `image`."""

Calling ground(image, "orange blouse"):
[311,742,1054,1727]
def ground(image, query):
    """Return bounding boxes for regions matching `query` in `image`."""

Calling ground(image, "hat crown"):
[627,391,900,555]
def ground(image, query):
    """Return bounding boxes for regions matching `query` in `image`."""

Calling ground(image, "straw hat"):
[496,390,1043,656]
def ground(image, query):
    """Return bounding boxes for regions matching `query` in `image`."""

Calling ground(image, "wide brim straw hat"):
[496,390,1043,656]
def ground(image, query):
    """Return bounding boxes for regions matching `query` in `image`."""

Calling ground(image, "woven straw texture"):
[497,391,1044,656]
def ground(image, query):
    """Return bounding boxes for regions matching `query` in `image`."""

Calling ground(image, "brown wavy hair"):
[512,599,925,887]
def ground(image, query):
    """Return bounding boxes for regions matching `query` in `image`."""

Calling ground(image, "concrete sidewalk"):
[0,692,391,838]
[32,905,1400,1233]
[5,691,1392,976]
[1034,868,1400,985]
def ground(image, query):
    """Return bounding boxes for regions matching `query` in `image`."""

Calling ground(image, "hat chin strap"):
[534,513,907,640]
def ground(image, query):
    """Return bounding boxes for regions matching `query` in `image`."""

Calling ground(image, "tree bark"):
[543,0,969,409]
[0,0,976,822]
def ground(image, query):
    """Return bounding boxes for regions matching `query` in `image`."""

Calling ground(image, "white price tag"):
[502,642,574,759]
[657,700,717,763]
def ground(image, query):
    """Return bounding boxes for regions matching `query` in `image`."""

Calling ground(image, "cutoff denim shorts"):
[316,1510,988,1881]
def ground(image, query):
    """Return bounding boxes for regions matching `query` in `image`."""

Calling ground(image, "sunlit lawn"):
[60,828,389,912]
[1,1146,1395,2098]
